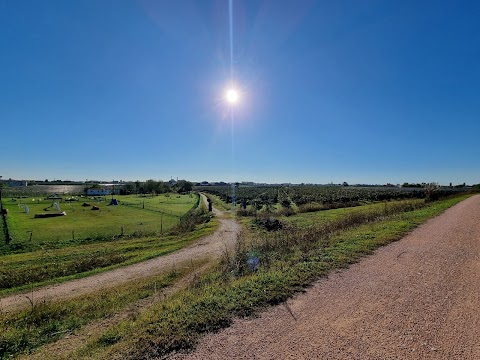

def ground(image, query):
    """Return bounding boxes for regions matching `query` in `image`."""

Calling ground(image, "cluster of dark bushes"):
[253,218,284,231]
[122,180,194,195]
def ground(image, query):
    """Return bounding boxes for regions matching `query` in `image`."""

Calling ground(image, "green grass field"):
[0,192,211,293]
[280,199,424,228]
[1,193,197,251]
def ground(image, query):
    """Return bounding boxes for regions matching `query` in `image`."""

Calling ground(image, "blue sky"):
[1,0,479,185]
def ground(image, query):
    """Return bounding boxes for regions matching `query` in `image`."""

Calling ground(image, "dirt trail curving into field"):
[0,194,239,313]
[172,195,480,360]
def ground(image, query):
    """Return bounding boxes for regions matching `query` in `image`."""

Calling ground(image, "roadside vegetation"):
[1,261,208,359]
[4,191,470,359]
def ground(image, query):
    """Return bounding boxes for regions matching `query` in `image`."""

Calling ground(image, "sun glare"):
[226,88,239,104]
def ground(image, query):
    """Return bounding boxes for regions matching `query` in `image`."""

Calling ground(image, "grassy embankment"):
[8,194,469,359]
[0,193,218,295]
[2,260,209,359]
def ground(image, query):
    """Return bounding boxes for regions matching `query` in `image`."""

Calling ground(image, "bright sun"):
[225,88,239,104]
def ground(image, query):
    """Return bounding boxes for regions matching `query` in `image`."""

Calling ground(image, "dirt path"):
[20,262,214,360]
[172,195,480,360]
[0,194,239,313]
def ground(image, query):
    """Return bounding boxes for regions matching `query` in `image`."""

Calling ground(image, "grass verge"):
[0,216,217,296]
[0,258,211,359]
[68,195,469,359]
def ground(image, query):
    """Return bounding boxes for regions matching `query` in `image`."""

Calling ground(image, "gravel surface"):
[172,195,480,360]
[0,195,239,313]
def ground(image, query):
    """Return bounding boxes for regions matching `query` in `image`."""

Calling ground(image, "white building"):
[86,188,111,196]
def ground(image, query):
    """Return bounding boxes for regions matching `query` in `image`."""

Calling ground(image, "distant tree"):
[342,182,349,187]
[156,181,169,194]
[145,179,157,194]
[402,182,422,188]
[124,183,134,194]
[176,180,193,193]
[425,182,439,202]
[142,180,169,194]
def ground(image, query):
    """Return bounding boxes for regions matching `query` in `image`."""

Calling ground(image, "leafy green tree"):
[176,180,193,193]
[134,180,141,193]
[123,183,135,194]
[145,180,157,194]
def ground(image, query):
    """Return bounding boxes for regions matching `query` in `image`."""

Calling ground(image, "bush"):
[171,207,212,234]
[253,218,283,231]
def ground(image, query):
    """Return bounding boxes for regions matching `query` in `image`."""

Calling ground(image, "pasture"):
[0,192,209,293]
[1,193,197,251]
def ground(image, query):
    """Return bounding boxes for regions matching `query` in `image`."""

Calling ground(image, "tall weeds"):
[227,199,426,276]
[170,203,212,234]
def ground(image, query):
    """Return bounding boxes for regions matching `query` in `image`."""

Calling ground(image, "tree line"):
[122,180,193,195]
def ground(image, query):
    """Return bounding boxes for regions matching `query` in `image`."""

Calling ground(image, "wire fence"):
[0,193,201,250]
[120,200,182,217]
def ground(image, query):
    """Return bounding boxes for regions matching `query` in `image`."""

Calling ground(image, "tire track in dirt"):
[172,195,480,360]
[19,262,214,360]
[0,195,239,313]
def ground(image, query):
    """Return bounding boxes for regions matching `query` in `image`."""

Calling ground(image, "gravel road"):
[172,195,480,360]
[0,195,239,313]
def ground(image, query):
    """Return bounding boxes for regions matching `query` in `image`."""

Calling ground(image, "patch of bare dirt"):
[172,195,480,360]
